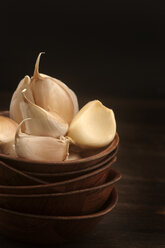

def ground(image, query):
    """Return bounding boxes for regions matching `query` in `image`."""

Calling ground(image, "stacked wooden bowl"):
[0,111,121,244]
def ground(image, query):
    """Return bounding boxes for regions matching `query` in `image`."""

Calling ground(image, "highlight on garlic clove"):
[15,119,70,162]
[67,100,116,149]
[0,116,18,157]
[30,53,79,124]
[20,89,68,138]
[9,75,34,124]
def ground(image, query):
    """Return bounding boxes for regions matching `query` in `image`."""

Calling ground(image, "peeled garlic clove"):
[30,53,79,124]
[67,100,116,148]
[20,89,68,138]
[0,116,18,156]
[9,75,34,123]
[15,119,69,162]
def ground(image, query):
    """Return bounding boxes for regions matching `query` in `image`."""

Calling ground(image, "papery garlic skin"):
[67,100,116,149]
[15,119,69,162]
[20,89,68,138]
[50,76,79,117]
[9,76,34,124]
[0,116,18,156]
[30,53,79,124]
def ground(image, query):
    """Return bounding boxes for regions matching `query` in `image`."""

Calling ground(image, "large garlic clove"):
[0,116,18,156]
[9,75,34,123]
[15,119,70,162]
[67,100,116,149]
[30,53,79,124]
[20,89,68,138]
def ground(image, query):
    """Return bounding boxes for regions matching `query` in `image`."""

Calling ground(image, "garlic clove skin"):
[51,75,79,117]
[30,53,79,124]
[0,140,17,157]
[9,75,34,123]
[0,116,18,156]
[20,89,68,138]
[15,119,70,162]
[67,100,116,149]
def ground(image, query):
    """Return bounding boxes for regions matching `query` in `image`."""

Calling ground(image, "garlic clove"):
[9,75,34,123]
[20,89,68,138]
[67,100,116,149]
[15,119,70,162]
[0,116,18,156]
[30,53,79,124]
[0,140,17,157]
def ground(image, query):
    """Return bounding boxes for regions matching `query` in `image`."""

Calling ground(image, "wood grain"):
[0,169,120,216]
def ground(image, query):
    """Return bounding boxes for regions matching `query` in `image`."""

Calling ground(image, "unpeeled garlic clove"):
[30,53,79,124]
[9,75,34,123]
[15,119,70,162]
[0,116,18,156]
[67,100,116,149]
[20,89,68,138]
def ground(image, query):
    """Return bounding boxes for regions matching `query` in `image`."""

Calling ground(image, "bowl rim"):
[0,169,121,197]
[0,160,47,184]
[0,133,119,164]
[0,187,118,220]
[0,157,116,190]
[0,111,119,165]
[25,148,118,177]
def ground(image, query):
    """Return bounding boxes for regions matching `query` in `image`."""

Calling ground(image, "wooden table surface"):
[0,92,164,248]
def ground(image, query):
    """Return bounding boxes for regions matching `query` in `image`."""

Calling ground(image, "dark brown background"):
[0,1,165,247]
[1,0,165,99]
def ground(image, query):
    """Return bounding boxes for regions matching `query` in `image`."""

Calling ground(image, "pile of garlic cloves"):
[0,53,116,162]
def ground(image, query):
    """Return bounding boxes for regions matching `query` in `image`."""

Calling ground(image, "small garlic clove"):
[20,89,68,138]
[67,100,116,149]
[15,119,70,162]
[0,116,18,156]
[9,75,34,123]
[30,53,79,124]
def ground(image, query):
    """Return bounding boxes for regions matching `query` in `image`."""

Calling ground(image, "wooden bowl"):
[0,157,116,194]
[0,187,118,245]
[0,111,119,173]
[0,169,120,216]
[0,160,47,186]
[25,149,118,183]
